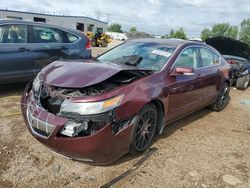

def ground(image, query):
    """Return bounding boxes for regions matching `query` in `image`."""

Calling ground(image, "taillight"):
[86,38,91,49]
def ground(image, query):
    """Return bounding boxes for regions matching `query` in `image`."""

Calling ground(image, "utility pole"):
[106,13,110,24]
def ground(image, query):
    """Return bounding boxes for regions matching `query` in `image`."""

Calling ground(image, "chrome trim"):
[170,45,222,73]
[183,72,195,76]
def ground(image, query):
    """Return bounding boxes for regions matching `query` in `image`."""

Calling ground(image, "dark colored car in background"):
[21,39,231,164]
[206,36,250,90]
[0,20,91,84]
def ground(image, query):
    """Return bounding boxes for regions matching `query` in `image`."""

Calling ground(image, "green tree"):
[201,28,212,41]
[239,19,250,45]
[107,23,123,33]
[200,23,238,41]
[226,26,238,39]
[168,28,187,40]
[168,29,175,38]
[211,23,230,37]
[130,27,137,32]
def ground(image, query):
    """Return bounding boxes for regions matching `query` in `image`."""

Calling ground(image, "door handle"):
[19,47,30,52]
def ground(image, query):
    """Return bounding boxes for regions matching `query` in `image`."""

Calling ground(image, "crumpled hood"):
[206,36,250,60]
[40,60,148,88]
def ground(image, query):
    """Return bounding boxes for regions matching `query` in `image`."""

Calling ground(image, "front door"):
[166,47,203,121]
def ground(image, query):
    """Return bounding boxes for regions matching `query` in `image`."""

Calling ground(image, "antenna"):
[60,21,64,27]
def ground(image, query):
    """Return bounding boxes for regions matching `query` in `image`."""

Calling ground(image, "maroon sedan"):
[21,39,231,164]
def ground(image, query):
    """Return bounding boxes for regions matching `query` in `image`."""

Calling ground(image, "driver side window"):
[174,47,199,69]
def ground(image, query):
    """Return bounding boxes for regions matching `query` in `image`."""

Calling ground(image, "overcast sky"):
[0,0,249,37]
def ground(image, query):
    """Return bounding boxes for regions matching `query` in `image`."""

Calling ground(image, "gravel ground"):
[0,40,250,188]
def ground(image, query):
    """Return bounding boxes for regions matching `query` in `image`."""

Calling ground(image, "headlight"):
[60,94,124,115]
[33,73,41,92]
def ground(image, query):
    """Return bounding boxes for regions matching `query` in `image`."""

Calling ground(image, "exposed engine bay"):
[46,69,152,98]
[34,69,151,137]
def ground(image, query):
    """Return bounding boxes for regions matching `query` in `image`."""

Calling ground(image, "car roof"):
[128,38,205,47]
[0,19,84,36]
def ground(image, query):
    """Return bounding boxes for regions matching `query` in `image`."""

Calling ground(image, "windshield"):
[97,42,176,71]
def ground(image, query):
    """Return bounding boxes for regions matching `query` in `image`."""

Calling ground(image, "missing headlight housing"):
[60,121,88,137]
[59,120,108,137]
[58,110,115,137]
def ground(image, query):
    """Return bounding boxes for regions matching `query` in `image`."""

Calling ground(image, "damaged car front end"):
[21,55,158,164]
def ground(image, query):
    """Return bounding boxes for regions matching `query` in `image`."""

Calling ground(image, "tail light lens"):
[86,38,91,49]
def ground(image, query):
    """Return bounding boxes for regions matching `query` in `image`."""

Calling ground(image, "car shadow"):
[0,83,28,98]
[157,108,212,141]
[97,109,212,187]
[111,108,212,166]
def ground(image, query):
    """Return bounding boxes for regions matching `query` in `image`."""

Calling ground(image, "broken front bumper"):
[21,84,134,165]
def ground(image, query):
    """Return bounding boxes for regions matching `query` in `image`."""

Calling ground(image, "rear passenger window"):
[66,33,79,43]
[200,48,220,67]
[32,26,63,43]
[0,24,27,43]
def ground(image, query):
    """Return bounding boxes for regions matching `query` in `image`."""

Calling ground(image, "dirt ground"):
[0,40,250,188]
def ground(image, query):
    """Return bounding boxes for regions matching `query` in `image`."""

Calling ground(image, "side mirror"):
[172,67,195,76]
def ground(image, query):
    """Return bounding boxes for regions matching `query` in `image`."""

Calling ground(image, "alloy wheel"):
[244,75,250,89]
[218,85,229,108]
[134,109,157,151]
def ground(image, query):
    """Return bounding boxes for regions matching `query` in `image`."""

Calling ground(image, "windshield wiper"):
[124,55,143,66]
[112,55,143,67]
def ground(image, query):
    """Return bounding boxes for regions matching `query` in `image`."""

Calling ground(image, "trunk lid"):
[206,36,250,60]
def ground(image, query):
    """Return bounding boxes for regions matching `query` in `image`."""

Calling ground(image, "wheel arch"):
[224,79,231,87]
[151,99,165,135]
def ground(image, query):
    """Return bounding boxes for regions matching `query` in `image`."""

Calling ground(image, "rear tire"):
[236,74,250,90]
[129,104,158,155]
[210,82,230,112]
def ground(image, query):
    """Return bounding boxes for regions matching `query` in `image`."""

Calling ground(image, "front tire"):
[236,74,250,90]
[129,104,158,154]
[210,82,230,112]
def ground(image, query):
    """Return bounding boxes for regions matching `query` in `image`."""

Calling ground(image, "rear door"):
[30,25,68,75]
[195,47,223,104]
[0,24,33,84]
